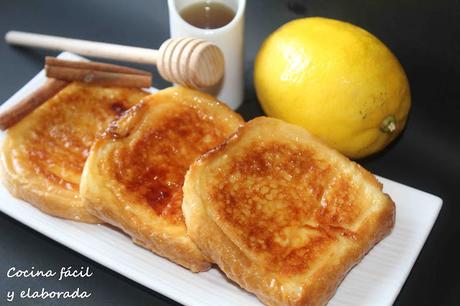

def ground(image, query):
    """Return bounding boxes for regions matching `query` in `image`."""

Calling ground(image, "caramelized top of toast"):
[92,86,243,224]
[199,117,390,275]
[5,82,148,192]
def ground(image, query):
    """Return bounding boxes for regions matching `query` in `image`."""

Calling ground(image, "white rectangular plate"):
[0,52,443,306]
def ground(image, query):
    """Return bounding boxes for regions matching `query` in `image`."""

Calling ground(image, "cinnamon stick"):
[46,66,152,88]
[45,57,152,88]
[45,57,151,76]
[0,78,68,130]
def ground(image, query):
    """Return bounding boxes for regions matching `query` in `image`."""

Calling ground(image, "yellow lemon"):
[254,17,411,158]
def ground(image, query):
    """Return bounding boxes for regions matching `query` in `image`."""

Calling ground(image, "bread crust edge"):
[0,139,100,223]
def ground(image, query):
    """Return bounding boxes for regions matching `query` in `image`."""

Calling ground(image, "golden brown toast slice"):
[0,82,148,223]
[183,117,395,305]
[80,86,244,271]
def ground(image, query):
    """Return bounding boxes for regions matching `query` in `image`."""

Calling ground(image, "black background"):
[0,0,459,305]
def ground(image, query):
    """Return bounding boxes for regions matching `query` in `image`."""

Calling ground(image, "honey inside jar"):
[180,1,235,29]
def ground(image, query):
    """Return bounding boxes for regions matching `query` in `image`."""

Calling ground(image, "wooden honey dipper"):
[5,31,224,88]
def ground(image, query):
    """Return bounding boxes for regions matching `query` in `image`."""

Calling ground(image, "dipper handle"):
[5,31,224,88]
[6,31,158,65]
